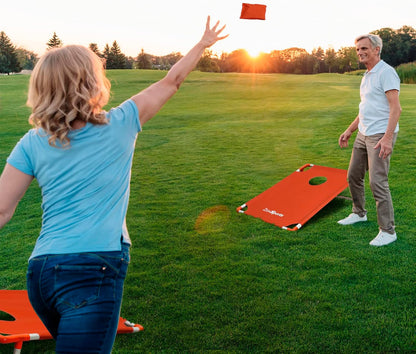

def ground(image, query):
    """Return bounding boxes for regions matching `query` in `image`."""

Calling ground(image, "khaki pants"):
[347,132,397,234]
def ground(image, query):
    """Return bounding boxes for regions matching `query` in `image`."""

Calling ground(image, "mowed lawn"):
[1,70,416,353]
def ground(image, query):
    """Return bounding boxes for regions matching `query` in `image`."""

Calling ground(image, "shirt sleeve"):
[107,99,141,135]
[6,133,35,176]
[381,66,400,93]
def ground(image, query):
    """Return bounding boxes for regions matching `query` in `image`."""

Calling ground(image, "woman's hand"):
[199,16,229,48]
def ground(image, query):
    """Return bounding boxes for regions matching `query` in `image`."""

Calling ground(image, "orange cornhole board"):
[0,290,143,353]
[237,164,348,231]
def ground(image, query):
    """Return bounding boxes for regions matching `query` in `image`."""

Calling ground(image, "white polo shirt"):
[358,60,400,136]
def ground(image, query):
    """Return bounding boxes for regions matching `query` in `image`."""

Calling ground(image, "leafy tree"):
[337,47,361,72]
[396,26,416,63]
[217,52,230,73]
[219,49,251,72]
[253,52,274,73]
[277,48,308,73]
[197,49,220,72]
[324,48,337,73]
[312,47,325,73]
[0,31,21,74]
[268,50,286,73]
[371,26,416,66]
[292,53,319,74]
[125,56,134,69]
[162,52,182,67]
[312,47,325,61]
[136,49,152,69]
[371,28,398,65]
[53,23,415,75]
[15,47,38,70]
[152,52,182,70]
[46,32,63,50]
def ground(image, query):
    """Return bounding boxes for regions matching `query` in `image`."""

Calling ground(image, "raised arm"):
[0,163,34,229]
[132,16,228,126]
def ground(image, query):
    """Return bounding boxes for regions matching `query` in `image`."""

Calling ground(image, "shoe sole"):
[370,237,397,247]
[338,219,367,225]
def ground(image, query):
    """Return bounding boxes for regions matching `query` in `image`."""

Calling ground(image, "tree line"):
[207,25,416,74]
[1,26,416,75]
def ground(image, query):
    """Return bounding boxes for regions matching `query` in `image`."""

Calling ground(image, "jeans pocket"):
[54,264,107,309]
[121,243,130,265]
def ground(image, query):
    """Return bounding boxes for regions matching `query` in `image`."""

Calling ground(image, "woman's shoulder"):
[19,127,47,143]
[108,99,137,117]
[107,99,141,132]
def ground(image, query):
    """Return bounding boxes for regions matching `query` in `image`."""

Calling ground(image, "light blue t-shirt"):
[358,60,400,136]
[7,99,141,259]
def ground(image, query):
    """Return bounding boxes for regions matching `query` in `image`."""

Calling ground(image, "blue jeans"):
[26,242,130,354]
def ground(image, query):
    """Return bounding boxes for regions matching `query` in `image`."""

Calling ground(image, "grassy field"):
[1,70,416,353]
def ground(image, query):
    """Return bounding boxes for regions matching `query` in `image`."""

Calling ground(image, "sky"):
[2,0,416,58]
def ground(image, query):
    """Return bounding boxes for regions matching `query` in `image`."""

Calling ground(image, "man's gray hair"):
[355,34,383,55]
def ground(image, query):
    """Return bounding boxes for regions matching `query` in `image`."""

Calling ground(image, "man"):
[338,34,402,246]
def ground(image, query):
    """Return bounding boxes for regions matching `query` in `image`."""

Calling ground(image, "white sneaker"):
[370,231,397,246]
[337,213,367,225]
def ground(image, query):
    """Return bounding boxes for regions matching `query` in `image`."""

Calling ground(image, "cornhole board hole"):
[237,164,348,231]
[0,290,143,353]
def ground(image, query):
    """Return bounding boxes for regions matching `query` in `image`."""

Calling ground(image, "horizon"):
[2,0,416,58]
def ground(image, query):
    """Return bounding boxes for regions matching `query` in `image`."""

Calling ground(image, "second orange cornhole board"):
[237,164,348,231]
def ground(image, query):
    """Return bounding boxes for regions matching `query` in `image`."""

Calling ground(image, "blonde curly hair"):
[27,45,111,147]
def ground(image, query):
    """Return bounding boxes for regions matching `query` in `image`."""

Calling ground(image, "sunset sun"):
[246,48,263,59]
[246,47,264,59]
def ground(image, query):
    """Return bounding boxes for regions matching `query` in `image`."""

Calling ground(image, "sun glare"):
[246,48,262,59]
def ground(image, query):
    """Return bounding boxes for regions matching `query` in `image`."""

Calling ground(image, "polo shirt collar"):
[366,59,384,74]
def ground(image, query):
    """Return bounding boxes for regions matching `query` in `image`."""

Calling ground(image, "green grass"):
[1,71,416,353]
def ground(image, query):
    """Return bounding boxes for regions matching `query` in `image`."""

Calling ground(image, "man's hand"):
[339,129,352,148]
[374,135,393,159]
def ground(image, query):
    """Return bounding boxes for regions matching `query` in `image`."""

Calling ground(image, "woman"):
[0,17,227,353]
